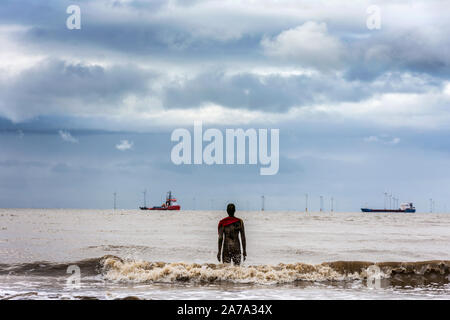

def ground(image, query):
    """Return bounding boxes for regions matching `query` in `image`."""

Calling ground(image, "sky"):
[1,0,450,211]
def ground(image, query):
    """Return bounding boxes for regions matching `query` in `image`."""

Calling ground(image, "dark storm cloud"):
[3,0,448,79]
[0,0,448,126]
[344,28,450,81]
[162,72,358,111]
[0,58,154,121]
[1,0,261,60]
[162,71,442,111]
[2,0,450,82]
[18,21,263,61]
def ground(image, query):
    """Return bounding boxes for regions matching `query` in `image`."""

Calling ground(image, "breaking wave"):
[100,257,450,285]
[2,256,449,286]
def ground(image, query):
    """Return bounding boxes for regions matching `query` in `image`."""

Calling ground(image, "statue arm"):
[240,220,247,260]
[217,226,224,262]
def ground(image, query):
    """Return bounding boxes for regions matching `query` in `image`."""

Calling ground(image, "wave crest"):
[2,256,449,286]
[99,256,450,285]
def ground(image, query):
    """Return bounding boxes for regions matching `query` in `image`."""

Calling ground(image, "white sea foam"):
[100,256,449,285]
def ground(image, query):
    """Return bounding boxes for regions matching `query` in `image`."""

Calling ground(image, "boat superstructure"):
[140,191,180,211]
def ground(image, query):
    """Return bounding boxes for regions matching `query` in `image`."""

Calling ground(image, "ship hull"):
[361,208,415,213]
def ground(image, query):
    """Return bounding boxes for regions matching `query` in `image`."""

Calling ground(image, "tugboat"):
[361,202,416,213]
[140,191,180,211]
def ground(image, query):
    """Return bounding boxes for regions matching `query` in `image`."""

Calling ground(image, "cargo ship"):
[361,202,415,213]
[140,191,180,211]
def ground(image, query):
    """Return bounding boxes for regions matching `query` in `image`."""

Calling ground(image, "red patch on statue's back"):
[218,217,240,231]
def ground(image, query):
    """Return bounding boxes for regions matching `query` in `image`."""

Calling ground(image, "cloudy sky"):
[1,0,450,211]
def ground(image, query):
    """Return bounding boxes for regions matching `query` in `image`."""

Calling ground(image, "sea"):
[0,209,449,300]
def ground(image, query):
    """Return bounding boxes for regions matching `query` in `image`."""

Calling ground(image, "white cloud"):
[364,136,379,143]
[444,82,450,96]
[261,22,344,70]
[116,140,134,151]
[389,137,401,145]
[364,135,400,145]
[58,130,78,143]
[0,25,45,77]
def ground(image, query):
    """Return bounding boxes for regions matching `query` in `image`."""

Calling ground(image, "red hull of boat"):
[140,205,180,211]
